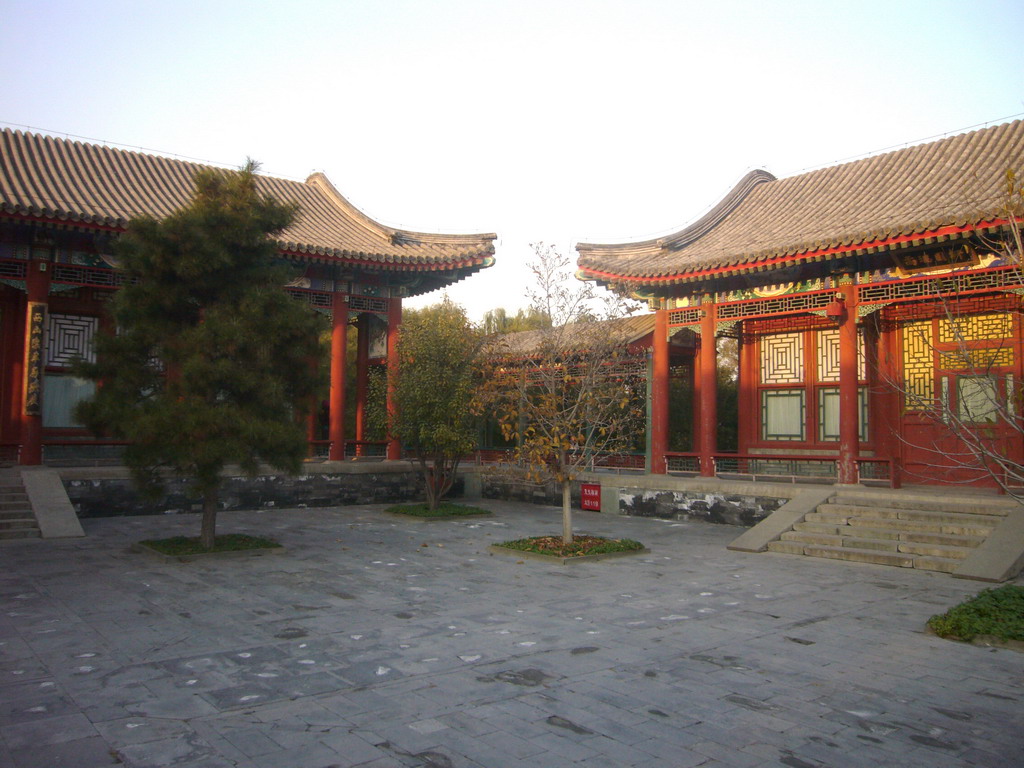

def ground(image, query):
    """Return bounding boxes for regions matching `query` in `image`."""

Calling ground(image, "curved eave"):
[1,209,497,273]
[578,219,1013,289]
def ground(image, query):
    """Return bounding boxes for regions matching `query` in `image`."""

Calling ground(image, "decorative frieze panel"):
[52,264,126,289]
[668,307,703,327]
[349,295,389,314]
[46,313,97,367]
[717,290,834,321]
[0,260,27,280]
[761,333,804,384]
[859,266,1023,305]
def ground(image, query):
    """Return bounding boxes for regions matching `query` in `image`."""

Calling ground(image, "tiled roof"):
[489,314,654,358]
[577,120,1024,285]
[0,129,496,271]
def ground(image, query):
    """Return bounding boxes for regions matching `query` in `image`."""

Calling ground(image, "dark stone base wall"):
[482,475,583,508]
[619,489,784,527]
[65,471,459,518]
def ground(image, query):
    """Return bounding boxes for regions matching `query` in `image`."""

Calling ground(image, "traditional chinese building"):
[0,129,495,466]
[577,121,1024,489]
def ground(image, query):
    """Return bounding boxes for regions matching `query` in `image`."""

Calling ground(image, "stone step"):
[0,518,38,531]
[807,509,998,536]
[792,521,841,535]
[0,509,33,521]
[802,544,915,568]
[824,503,1004,527]
[828,491,1013,517]
[780,531,843,547]
[0,499,30,510]
[845,515,995,538]
[777,542,964,574]
[897,541,973,560]
[0,528,41,540]
[846,526,985,549]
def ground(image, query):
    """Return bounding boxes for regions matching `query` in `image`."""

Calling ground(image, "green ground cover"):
[927,584,1024,642]
[139,534,282,555]
[386,502,492,518]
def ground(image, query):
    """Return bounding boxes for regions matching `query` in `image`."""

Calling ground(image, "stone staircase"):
[0,471,40,541]
[767,488,1012,574]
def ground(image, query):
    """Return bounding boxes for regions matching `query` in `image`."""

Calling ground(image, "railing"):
[347,440,387,458]
[306,440,388,460]
[41,439,128,465]
[665,451,897,486]
[665,452,701,473]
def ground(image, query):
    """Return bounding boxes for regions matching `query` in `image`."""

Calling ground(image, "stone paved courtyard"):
[1,499,1021,767]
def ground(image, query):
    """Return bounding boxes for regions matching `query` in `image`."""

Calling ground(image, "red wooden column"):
[354,313,370,457]
[875,314,902,486]
[328,293,348,461]
[736,324,754,454]
[386,297,402,461]
[20,253,52,465]
[698,295,718,477]
[650,308,669,474]
[836,278,860,484]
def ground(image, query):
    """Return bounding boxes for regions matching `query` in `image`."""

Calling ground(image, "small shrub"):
[386,502,491,518]
[927,585,1024,642]
[139,534,281,556]
[496,535,644,558]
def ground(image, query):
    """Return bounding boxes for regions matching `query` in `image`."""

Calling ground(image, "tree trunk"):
[200,488,218,550]
[561,478,573,545]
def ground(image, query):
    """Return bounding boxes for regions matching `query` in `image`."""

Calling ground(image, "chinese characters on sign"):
[24,302,45,415]
[581,483,601,511]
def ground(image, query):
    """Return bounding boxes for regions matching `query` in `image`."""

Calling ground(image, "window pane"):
[819,387,869,442]
[763,390,804,440]
[958,376,998,424]
[42,376,95,428]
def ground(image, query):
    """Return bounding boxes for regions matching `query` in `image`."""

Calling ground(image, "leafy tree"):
[390,298,484,509]
[75,162,325,548]
[482,305,551,334]
[485,243,644,543]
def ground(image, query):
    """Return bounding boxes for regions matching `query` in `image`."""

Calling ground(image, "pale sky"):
[2,0,1022,320]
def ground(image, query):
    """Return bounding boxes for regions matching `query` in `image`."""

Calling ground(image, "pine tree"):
[75,162,325,548]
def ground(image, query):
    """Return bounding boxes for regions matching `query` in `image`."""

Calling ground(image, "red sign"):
[581,483,601,511]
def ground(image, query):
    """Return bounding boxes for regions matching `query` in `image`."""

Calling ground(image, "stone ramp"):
[17,467,85,539]
[737,486,1024,582]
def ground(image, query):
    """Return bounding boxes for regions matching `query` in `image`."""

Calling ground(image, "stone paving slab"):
[1,499,1022,767]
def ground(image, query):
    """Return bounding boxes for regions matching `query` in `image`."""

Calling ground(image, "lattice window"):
[818,387,869,442]
[938,347,1014,371]
[46,314,98,367]
[902,320,934,403]
[762,389,805,441]
[937,313,1014,344]
[816,329,867,382]
[761,333,803,384]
